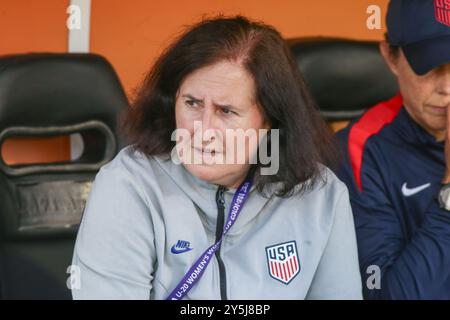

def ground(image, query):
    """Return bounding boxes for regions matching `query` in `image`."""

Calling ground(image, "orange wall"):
[0,0,389,164]
[90,0,389,99]
[0,0,70,164]
[0,0,68,53]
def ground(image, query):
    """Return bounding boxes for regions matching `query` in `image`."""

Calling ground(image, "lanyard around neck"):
[166,177,253,300]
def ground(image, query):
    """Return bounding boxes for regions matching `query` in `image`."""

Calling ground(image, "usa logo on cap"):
[434,0,450,27]
[265,240,300,284]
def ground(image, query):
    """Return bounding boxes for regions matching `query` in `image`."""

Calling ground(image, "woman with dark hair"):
[72,15,362,300]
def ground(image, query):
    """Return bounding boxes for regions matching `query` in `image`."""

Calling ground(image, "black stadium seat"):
[0,53,128,299]
[289,37,399,122]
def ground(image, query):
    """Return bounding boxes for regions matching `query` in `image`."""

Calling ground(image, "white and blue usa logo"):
[265,240,300,284]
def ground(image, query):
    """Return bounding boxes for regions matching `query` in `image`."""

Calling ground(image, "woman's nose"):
[201,106,218,132]
[193,105,220,143]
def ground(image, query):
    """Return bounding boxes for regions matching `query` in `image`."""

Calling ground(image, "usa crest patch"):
[434,0,450,27]
[265,240,300,284]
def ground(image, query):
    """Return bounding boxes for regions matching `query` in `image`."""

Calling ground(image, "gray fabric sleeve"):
[71,166,155,300]
[306,187,363,300]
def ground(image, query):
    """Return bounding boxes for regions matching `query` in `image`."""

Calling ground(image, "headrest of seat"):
[289,37,399,121]
[0,53,127,128]
[0,53,129,176]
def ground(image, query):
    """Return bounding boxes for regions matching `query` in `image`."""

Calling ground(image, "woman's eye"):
[221,107,236,115]
[185,100,197,107]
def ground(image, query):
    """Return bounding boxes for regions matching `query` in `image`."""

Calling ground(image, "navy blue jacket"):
[336,94,450,299]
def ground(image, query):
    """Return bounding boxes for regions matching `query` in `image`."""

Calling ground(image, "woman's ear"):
[379,41,399,77]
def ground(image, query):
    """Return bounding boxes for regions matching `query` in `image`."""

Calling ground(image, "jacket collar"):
[152,154,272,237]
[392,106,444,150]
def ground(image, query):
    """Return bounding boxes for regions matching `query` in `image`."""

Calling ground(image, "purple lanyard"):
[166,178,252,300]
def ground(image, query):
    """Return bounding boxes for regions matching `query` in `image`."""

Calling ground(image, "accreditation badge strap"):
[166,177,252,300]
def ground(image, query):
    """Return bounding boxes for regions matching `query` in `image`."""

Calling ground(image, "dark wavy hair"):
[120,15,337,197]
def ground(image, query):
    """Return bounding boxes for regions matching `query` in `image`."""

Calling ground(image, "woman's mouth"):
[427,105,447,115]
[192,147,222,155]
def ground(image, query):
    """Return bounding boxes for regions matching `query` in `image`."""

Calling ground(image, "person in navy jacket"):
[336,0,450,299]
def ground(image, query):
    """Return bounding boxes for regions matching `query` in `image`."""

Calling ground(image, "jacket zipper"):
[215,186,228,300]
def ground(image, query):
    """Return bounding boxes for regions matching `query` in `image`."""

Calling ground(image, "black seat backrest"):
[0,53,128,299]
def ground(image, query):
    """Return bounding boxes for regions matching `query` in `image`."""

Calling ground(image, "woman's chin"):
[183,163,223,185]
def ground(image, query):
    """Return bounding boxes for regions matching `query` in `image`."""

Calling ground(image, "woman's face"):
[380,42,450,141]
[175,60,270,188]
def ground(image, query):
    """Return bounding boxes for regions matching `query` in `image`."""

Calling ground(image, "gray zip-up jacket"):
[71,145,362,300]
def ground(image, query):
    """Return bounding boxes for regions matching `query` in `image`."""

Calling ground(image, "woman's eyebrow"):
[182,94,204,104]
[182,93,239,110]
